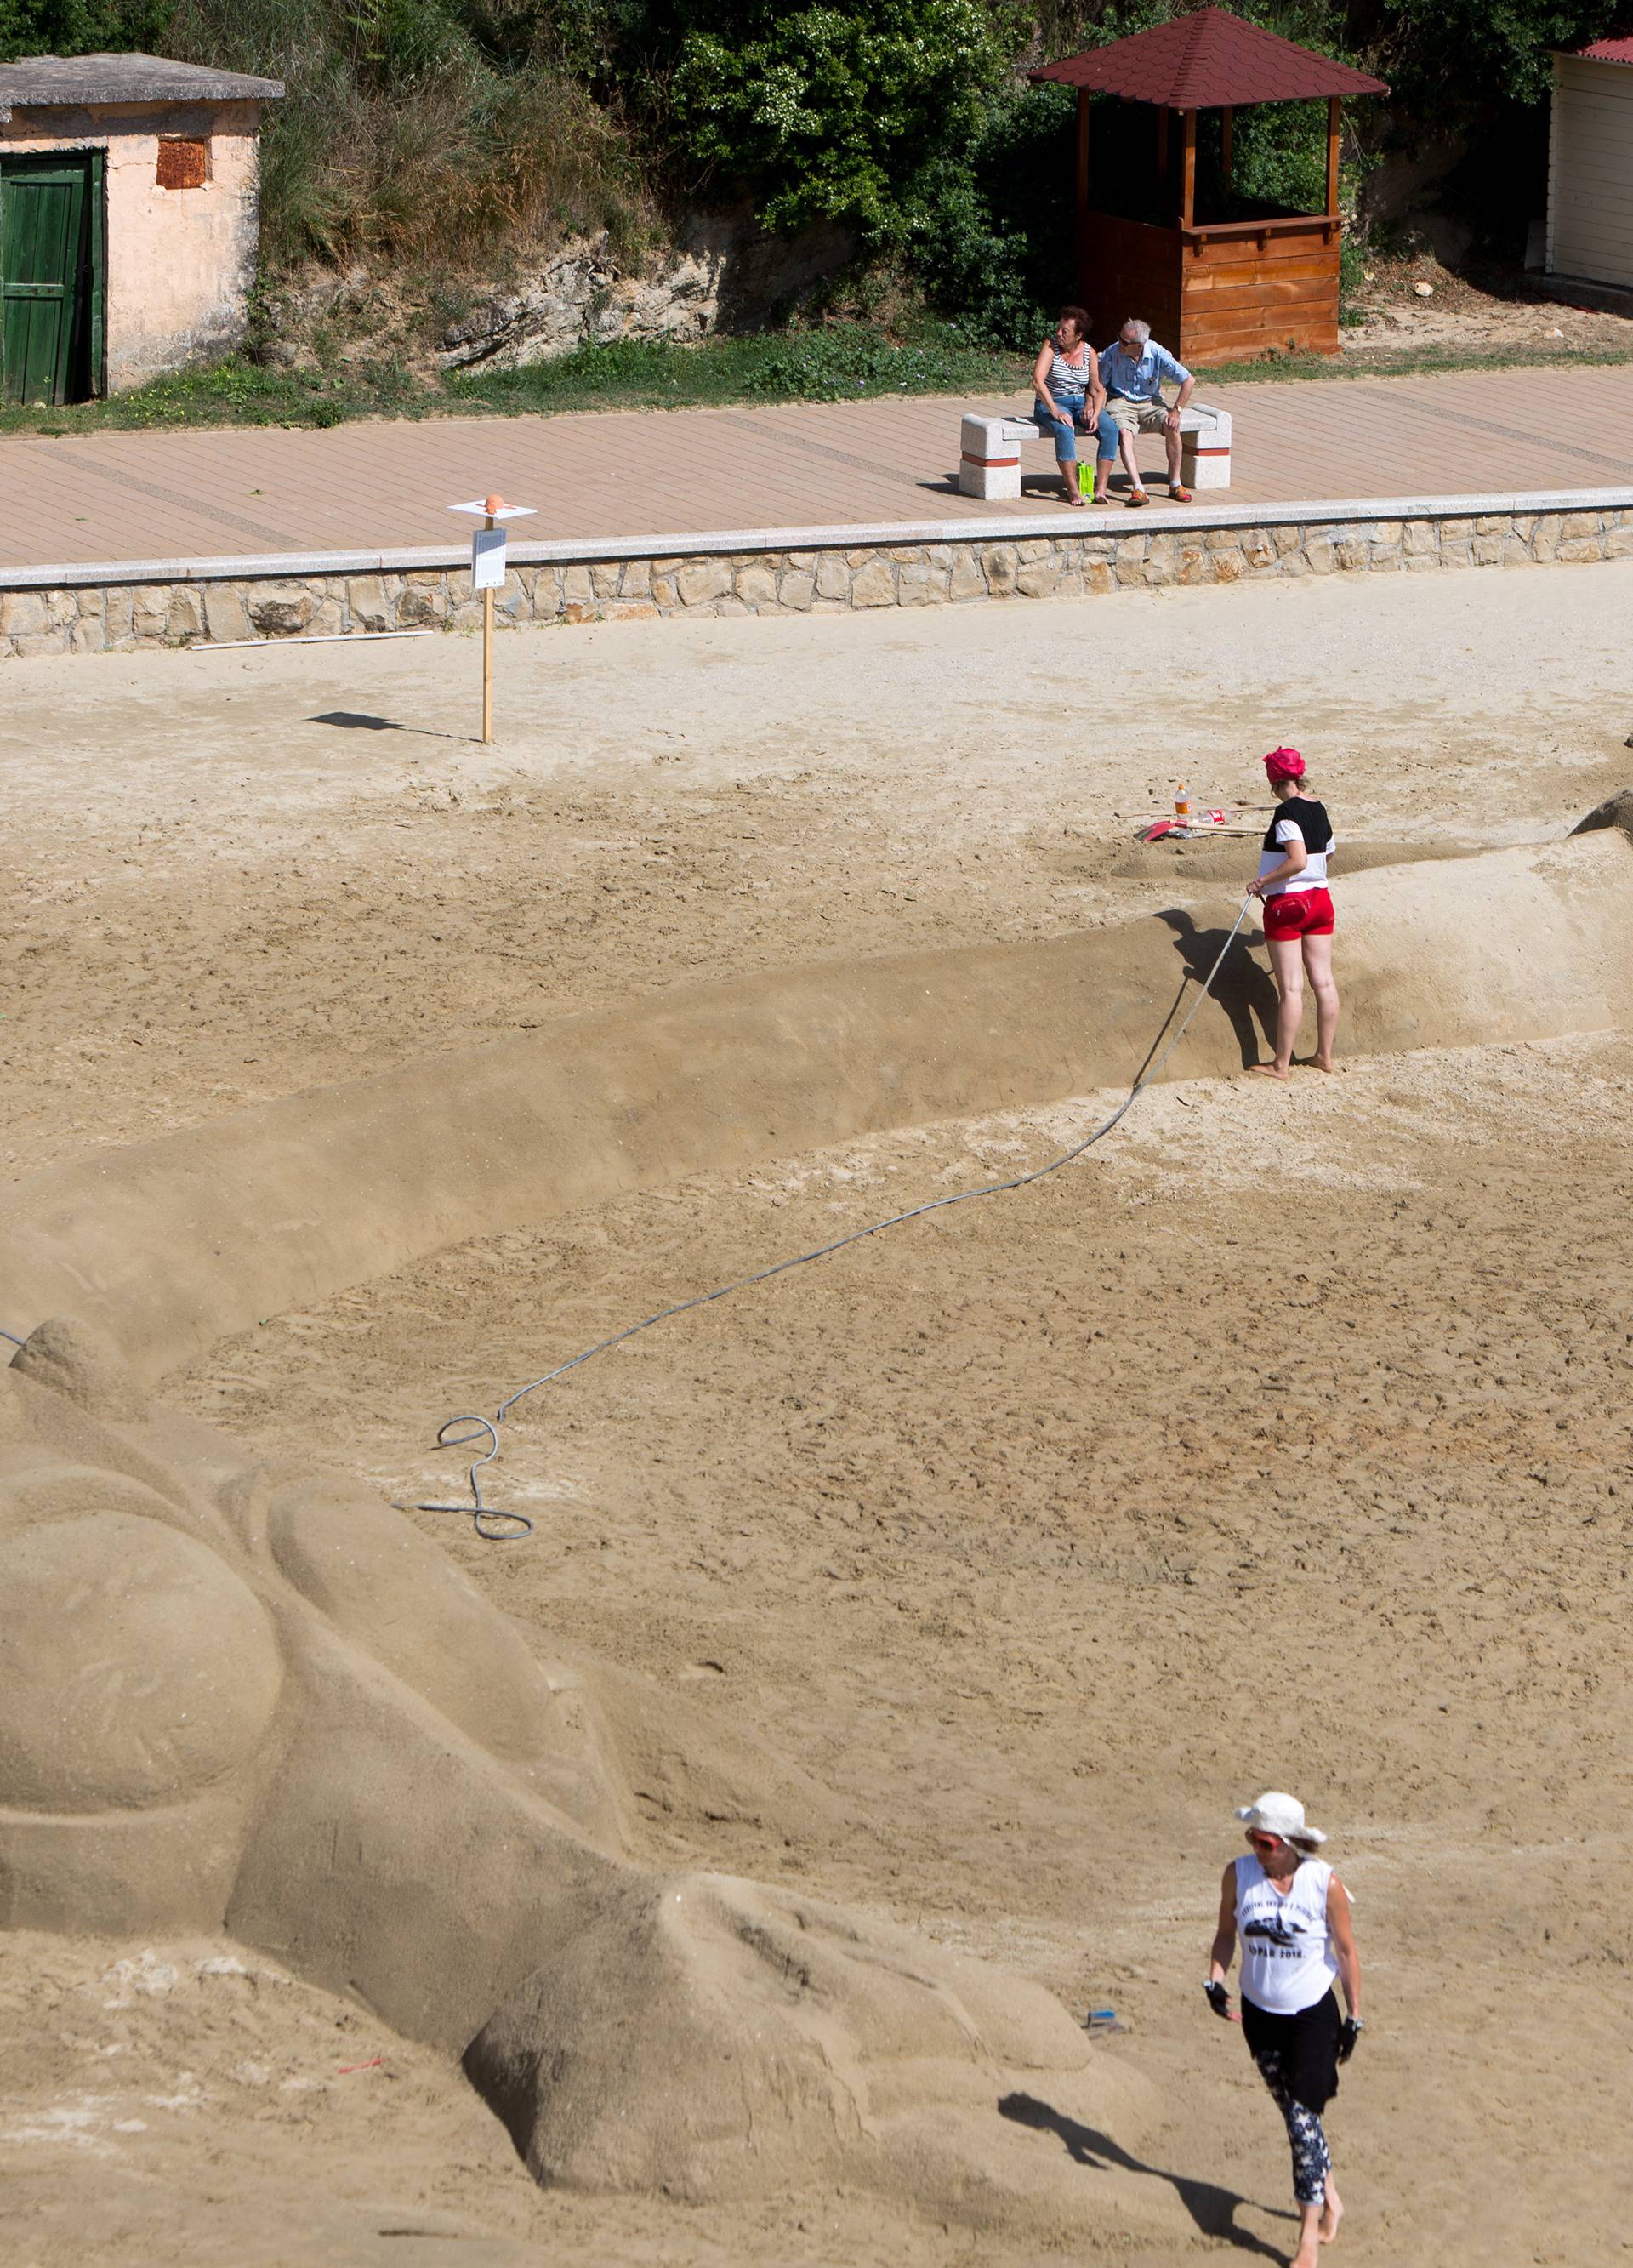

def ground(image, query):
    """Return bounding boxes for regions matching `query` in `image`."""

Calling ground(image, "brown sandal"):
[1125,489,1152,508]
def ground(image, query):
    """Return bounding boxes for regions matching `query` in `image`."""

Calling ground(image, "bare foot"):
[1319,2180,1344,2243]
[1293,2242,1322,2268]
[1308,1055,1338,1074]
[1246,1063,1289,1081]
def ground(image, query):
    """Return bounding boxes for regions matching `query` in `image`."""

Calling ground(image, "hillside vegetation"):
[0,0,1624,384]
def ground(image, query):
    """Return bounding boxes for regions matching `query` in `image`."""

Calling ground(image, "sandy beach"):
[3,563,1630,2265]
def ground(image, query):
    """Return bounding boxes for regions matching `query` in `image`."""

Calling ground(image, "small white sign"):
[471,527,508,590]
[448,498,538,521]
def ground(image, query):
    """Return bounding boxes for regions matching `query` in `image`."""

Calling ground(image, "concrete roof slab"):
[0,51,283,122]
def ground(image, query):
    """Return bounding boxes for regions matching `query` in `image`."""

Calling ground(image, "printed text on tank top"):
[1233,1853,1340,2016]
[1257,795,1335,898]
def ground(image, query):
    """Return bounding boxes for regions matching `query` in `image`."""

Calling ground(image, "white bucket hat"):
[1235,1791,1327,1849]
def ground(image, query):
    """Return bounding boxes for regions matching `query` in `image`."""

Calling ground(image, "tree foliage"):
[1,0,1623,320]
[0,0,165,58]
[1360,0,1622,106]
[666,0,1005,237]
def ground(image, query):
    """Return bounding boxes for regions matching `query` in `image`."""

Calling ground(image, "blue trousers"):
[1032,396,1095,464]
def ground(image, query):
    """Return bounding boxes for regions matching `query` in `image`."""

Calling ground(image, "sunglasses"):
[1246,1832,1283,1851]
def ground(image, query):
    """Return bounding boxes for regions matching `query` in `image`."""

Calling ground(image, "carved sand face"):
[0,1319,1153,2237]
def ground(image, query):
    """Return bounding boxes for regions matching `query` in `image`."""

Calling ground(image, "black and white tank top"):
[1046,340,1092,400]
[1258,795,1334,898]
[1234,1854,1339,2014]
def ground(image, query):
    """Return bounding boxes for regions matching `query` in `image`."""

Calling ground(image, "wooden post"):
[1220,105,1233,197]
[1181,107,1198,228]
[1326,94,1341,218]
[1076,88,1090,294]
[481,510,495,744]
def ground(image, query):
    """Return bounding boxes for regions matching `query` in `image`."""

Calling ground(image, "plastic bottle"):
[1174,781,1192,823]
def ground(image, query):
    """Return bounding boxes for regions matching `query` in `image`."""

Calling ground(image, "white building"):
[0,52,282,403]
[1547,35,1633,294]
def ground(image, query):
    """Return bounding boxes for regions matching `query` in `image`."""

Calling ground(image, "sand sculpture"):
[9,808,1630,2231]
[0,1316,1154,2231]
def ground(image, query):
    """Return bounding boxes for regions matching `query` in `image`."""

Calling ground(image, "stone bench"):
[958,402,1232,499]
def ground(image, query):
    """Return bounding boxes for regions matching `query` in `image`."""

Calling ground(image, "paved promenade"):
[2,361,1630,570]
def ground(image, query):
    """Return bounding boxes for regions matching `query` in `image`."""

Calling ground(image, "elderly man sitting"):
[1092,317,1197,506]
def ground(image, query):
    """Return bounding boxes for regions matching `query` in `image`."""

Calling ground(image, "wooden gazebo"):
[1030,6,1386,366]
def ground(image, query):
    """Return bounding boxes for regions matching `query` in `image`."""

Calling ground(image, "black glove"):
[1337,2016,1363,2062]
[1203,1980,1232,2020]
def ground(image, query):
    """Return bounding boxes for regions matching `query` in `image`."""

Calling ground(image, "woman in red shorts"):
[1248,747,1339,1080]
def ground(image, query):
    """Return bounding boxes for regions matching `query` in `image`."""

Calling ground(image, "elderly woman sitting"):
[1030,305,1105,508]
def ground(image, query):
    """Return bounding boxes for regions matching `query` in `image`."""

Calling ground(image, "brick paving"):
[1,362,1630,569]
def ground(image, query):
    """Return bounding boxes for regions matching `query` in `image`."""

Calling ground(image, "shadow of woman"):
[999,2090,1294,2261]
[1154,906,1279,1072]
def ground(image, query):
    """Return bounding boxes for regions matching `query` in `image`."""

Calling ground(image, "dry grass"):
[161,0,650,274]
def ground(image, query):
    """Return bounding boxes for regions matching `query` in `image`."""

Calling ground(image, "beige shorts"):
[1101,397,1174,436]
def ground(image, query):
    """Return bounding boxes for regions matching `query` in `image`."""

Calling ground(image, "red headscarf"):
[1263,747,1306,784]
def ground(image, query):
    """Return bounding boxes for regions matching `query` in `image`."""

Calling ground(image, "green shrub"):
[667,0,1005,242]
[0,0,166,57]
[742,321,991,398]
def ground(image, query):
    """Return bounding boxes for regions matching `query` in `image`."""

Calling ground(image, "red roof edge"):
[1573,33,1633,64]
[1028,5,1387,107]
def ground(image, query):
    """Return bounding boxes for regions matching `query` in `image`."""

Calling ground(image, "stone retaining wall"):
[3,502,1631,658]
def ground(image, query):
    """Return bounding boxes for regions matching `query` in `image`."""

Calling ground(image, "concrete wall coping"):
[2,487,1630,591]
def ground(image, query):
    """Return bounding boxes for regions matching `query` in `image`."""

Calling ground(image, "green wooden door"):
[1,154,100,406]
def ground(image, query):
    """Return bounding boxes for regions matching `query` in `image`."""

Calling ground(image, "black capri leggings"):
[1240,1991,1340,2208]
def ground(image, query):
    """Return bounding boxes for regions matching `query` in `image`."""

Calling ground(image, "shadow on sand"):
[310,711,468,744]
[999,2091,1293,2260]
[1155,906,1279,1072]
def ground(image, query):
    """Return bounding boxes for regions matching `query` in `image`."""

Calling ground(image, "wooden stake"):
[1180,108,1198,229]
[481,510,495,744]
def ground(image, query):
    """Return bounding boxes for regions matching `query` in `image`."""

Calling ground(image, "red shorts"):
[1262,886,1334,940]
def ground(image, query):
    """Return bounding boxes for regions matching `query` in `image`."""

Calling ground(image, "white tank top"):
[1234,1854,1338,2014]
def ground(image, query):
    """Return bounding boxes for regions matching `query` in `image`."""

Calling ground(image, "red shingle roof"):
[1573,34,1633,64]
[1029,6,1387,108]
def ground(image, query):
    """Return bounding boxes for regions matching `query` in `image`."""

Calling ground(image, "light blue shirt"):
[1099,340,1192,402]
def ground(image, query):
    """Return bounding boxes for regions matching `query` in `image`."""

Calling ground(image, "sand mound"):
[468,1869,1137,2220]
[3,829,1629,1384]
[0,1320,1163,2240]
[1571,784,1633,838]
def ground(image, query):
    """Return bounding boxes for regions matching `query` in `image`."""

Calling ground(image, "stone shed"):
[0,51,282,403]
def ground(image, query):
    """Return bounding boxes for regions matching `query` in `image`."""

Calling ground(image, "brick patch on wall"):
[3,505,1632,658]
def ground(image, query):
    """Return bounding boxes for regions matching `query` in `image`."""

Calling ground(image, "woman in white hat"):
[1205,1792,1362,2266]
